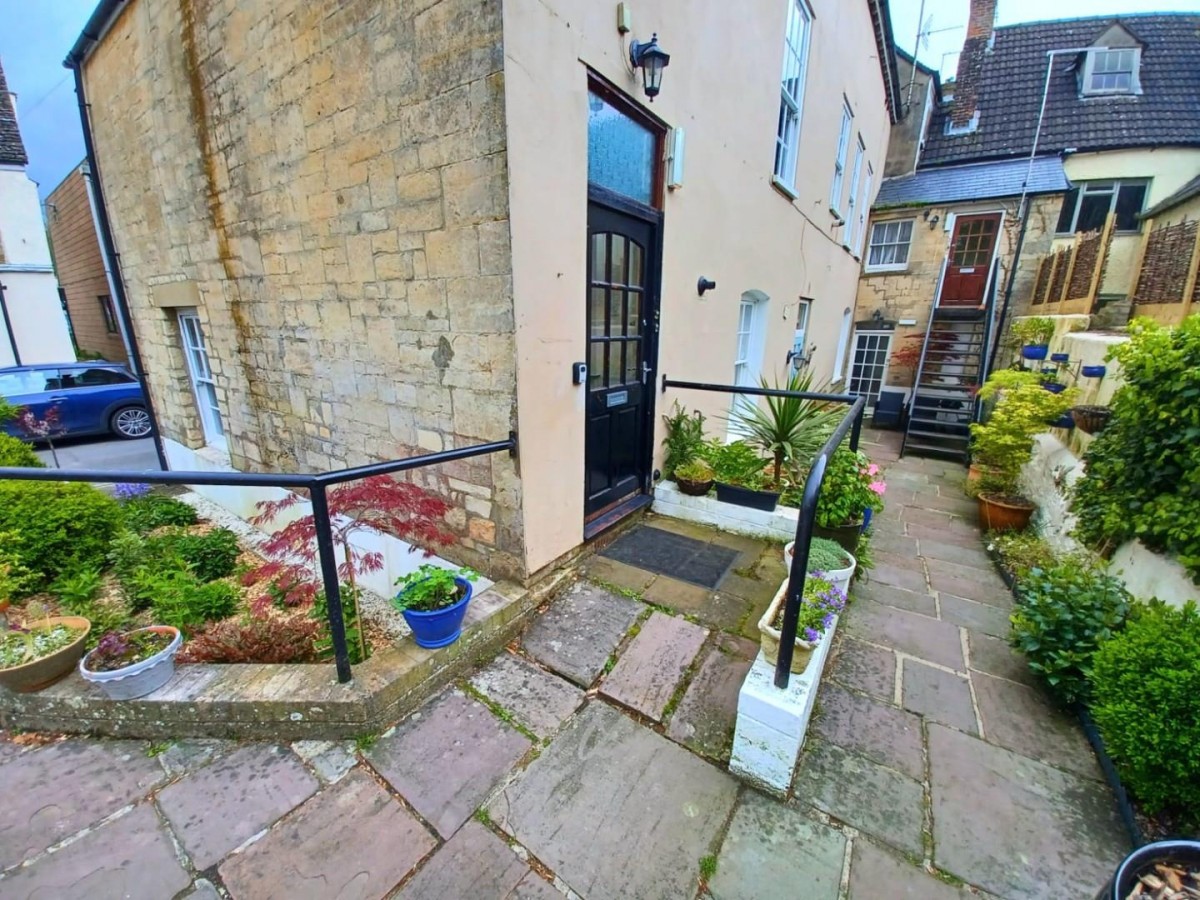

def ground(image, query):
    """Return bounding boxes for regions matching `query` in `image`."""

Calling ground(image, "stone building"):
[70,0,902,582]
[849,3,1200,457]
[45,163,129,363]
[0,58,75,367]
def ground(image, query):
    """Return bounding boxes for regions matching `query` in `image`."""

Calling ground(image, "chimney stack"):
[949,0,996,129]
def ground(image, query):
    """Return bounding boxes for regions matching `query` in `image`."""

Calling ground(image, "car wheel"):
[111,406,152,439]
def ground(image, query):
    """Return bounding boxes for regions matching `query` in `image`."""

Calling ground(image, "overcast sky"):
[1,0,1197,200]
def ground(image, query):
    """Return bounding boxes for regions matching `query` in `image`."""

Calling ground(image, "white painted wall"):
[0,166,74,365]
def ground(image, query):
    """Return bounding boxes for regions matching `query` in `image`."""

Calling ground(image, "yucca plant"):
[728,370,842,488]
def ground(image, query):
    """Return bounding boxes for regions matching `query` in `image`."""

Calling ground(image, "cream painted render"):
[0,166,75,365]
[505,0,891,572]
[1054,147,1200,296]
[81,0,894,581]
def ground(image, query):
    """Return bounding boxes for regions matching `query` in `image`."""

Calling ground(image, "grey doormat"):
[600,526,738,589]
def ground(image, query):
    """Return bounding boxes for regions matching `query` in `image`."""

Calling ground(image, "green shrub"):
[0,533,32,604]
[312,586,366,665]
[135,569,239,631]
[164,528,240,582]
[701,440,769,489]
[1091,601,1200,819]
[1009,562,1132,705]
[51,568,103,607]
[109,527,240,605]
[122,495,198,533]
[0,482,122,590]
[0,433,44,468]
[1071,317,1200,581]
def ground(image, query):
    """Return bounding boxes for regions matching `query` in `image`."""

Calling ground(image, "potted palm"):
[80,626,183,699]
[0,613,91,693]
[783,536,856,595]
[1012,317,1056,361]
[758,574,846,673]
[393,564,479,649]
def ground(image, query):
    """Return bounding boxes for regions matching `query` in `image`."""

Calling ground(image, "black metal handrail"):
[0,433,518,684]
[660,376,866,688]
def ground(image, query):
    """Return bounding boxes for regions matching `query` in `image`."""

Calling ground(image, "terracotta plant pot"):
[0,616,91,693]
[967,462,1000,485]
[977,493,1035,532]
[674,476,713,497]
[1072,406,1112,435]
[813,521,863,555]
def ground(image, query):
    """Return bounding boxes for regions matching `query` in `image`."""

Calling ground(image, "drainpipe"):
[0,281,20,365]
[65,50,169,471]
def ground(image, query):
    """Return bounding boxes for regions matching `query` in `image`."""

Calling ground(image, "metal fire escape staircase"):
[900,258,1000,460]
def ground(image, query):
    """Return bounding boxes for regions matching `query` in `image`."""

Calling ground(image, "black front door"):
[585,201,660,517]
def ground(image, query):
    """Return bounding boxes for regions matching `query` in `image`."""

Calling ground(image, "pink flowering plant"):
[808,448,886,528]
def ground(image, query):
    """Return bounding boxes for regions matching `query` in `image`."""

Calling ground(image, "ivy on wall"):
[1071,316,1200,581]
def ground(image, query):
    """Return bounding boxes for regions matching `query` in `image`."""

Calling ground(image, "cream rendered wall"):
[504,0,892,573]
[0,166,74,365]
[1055,147,1200,296]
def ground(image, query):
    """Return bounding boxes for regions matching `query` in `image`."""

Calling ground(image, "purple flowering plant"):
[772,574,847,643]
[114,482,153,501]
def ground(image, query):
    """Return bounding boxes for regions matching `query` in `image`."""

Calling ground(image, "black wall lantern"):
[629,33,670,101]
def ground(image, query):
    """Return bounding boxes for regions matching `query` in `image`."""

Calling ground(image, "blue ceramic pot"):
[1051,413,1075,428]
[1050,352,1070,363]
[1021,344,1050,361]
[398,577,474,648]
[1081,365,1107,378]
[1042,382,1066,394]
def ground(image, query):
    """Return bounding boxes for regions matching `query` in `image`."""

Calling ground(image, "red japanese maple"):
[14,405,65,467]
[248,475,456,658]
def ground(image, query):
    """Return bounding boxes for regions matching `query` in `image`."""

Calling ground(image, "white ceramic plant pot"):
[783,542,856,596]
[80,626,182,700]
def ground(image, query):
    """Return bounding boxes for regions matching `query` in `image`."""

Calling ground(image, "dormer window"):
[1083,48,1141,95]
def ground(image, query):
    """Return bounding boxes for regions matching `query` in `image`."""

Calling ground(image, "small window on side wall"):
[865,219,914,271]
[1083,48,1140,95]
[98,295,118,334]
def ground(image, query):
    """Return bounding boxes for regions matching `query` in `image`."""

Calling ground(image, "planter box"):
[714,482,779,512]
[654,481,799,541]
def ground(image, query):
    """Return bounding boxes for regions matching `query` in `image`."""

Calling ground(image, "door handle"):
[47,396,68,402]
[641,361,651,384]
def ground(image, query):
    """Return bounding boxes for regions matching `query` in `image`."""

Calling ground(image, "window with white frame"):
[773,0,813,191]
[843,136,865,248]
[865,219,915,271]
[853,165,874,255]
[790,299,812,371]
[831,307,852,383]
[1056,180,1148,234]
[829,101,853,216]
[178,311,226,449]
[1083,48,1140,95]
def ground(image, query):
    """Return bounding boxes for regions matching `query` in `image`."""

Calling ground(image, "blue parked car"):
[0,362,151,440]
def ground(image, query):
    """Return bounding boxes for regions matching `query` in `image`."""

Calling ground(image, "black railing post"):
[310,482,354,684]
[775,454,826,686]
[849,402,864,452]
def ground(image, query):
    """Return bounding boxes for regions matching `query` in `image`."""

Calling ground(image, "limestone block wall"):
[83,0,522,578]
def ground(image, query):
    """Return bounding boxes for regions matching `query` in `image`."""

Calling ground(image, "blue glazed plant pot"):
[1081,364,1107,378]
[1042,382,1066,394]
[862,508,873,531]
[1050,352,1070,363]
[398,577,474,649]
[1051,413,1075,428]
[1021,344,1050,361]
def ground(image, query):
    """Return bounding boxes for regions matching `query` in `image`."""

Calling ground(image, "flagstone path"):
[0,431,1129,899]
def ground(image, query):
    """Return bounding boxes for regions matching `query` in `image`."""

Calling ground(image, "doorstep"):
[0,573,571,741]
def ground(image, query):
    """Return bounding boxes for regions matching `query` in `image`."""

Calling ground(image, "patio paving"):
[0,430,1130,899]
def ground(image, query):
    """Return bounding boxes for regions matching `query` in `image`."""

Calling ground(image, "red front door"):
[940,214,1000,307]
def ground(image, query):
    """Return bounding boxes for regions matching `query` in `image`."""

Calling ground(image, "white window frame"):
[791,299,812,371]
[864,218,915,272]
[731,292,770,433]
[178,311,226,450]
[1056,179,1150,235]
[831,307,853,384]
[1082,47,1141,96]
[843,136,866,250]
[853,164,874,256]
[772,0,813,193]
[847,329,893,406]
[829,100,853,217]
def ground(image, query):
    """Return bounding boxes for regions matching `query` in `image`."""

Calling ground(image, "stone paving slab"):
[904,523,980,549]
[601,611,708,720]
[579,554,657,594]
[157,743,319,870]
[219,769,435,899]
[870,561,931,594]
[368,690,530,838]
[972,672,1100,780]
[711,792,847,900]
[793,740,925,857]
[642,576,758,635]
[395,821,526,899]
[154,739,226,778]
[868,532,921,557]
[901,506,971,531]
[848,837,976,899]
[928,724,1127,900]
[938,594,1011,638]
[967,632,1037,687]
[469,652,584,739]
[290,739,357,784]
[521,582,640,686]
[510,872,562,899]
[827,637,896,702]
[910,491,979,517]
[813,683,924,780]
[489,702,739,900]
[854,580,937,617]
[0,804,190,899]
[0,739,166,869]
[901,660,979,735]
[928,567,1013,609]
[843,599,964,670]
[917,538,992,569]
[665,633,757,761]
